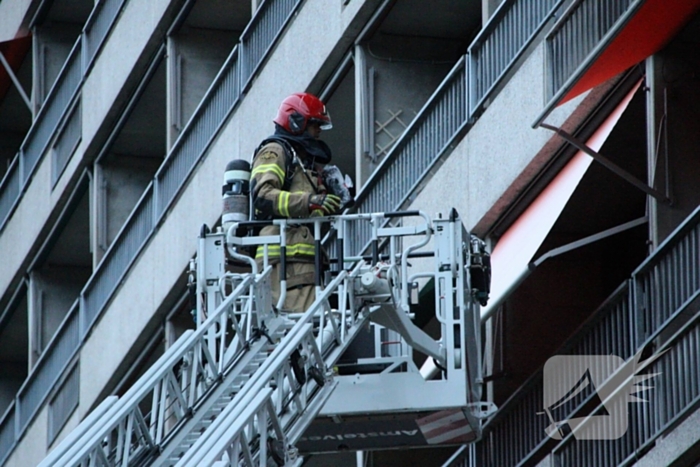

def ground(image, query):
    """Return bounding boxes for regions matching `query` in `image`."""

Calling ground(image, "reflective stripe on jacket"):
[251,141,327,267]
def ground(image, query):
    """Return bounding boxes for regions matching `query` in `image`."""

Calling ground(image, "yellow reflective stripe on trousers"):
[251,164,284,184]
[255,243,316,259]
[278,191,290,217]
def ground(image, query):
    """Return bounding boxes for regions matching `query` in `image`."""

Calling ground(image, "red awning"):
[0,35,32,101]
[561,0,700,104]
[481,80,641,319]
[421,82,640,379]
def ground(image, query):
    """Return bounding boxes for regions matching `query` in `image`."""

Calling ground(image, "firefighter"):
[251,92,341,312]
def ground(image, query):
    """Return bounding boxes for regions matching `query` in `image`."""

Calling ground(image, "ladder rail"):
[52,271,269,466]
[41,210,493,466]
[175,270,355,466]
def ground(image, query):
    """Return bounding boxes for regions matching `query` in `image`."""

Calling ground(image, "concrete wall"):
[0,0,34,41]
[5,401,50,467]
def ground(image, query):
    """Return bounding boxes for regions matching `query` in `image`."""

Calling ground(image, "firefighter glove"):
[309,194,341,216]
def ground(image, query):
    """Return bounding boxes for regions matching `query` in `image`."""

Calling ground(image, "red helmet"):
[273,92,332,135]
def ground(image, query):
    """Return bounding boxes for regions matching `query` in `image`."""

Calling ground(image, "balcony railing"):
[468,0,560,117]
[634,210,700,343]
[553,292,700,466]
[469,282,633,467]
[81,183,154,336]
[349,56,468,254]
[154,46,241,219]
[239,0,300,91]
[536,0,645,125]
[0,302,80,466]
[350,0,566,254]
[445,207,700,467]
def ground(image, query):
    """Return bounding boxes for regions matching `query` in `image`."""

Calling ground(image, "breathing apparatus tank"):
[222,160,251,233]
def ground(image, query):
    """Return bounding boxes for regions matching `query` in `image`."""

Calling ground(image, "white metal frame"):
[43,210,494,466]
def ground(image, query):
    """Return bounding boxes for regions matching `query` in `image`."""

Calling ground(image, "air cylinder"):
[222,159,251,232]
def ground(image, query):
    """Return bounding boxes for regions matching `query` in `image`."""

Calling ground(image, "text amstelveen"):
[300,430,419,442]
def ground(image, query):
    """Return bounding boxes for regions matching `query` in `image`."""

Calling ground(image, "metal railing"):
[567,280,636,360]
[154,46,241,219]
[52,100,83,185]
[239,0,302,91]
[470,282,632,467]
[47,363,80,445]
[633,207,700,343]
[81,183,155,337]
[552,297,700,466]
[83,0,129,72]
[16,302,80,431]
[545,0,642,102]
[0,0,127,233]
[468,0,561,116]
[0,302,81,465]
[0,158,21,227]
[352,0,565,254]
[22,39,82,185]
[349,57,468,253]
[447,210,700,467]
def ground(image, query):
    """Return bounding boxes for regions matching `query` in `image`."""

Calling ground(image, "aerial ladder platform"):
[38,209,495,466]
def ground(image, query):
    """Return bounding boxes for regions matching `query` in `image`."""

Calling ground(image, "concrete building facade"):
[0,0,699,465]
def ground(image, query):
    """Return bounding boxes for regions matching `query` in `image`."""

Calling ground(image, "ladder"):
[39,210,494,466]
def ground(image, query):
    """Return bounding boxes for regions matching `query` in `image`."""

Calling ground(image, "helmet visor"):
[310,114,332,131]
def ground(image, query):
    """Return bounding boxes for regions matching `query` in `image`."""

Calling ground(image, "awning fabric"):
[561,0,700,105]
[420,81,640,379]
[480,80,641,319]
[0,35,32,100]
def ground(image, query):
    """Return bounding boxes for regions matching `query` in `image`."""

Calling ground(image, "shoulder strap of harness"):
[253,137,297,191]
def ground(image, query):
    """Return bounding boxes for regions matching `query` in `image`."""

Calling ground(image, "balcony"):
[444,206,700,466]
